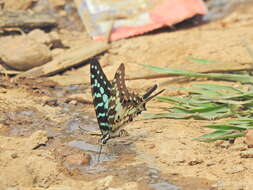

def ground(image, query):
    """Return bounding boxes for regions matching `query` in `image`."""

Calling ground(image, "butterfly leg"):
[119,129,129,137]
[97,143,103,162]
[78,126,101,136]
[110,129,129,139]
[97,133,111,162]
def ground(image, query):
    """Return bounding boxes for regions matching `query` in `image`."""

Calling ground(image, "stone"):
[28,29,52,46]
[64,153,91,166]
[230,144,247,151]
[214,140,224,147]
[206,162,215,167]
[69,100,78,105]
[11,153,18,159]
[240,150,253,158]
[51,48,65,57]
[27,130,48,150]
[28,30,62,48]
[0,36,52,71]
[65,94,92,104]
[220,141,231,149]
[44,99,58,107]
[188,158,203,166]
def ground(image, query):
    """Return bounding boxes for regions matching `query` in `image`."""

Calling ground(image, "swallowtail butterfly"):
[90,59,164,159]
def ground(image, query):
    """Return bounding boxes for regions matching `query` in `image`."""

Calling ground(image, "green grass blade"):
[195,130,246,142]
[156,96,212,107]
[188,57,222,64]
[193,83,243,93]
[139,63,253,84]
[203,124,246,130]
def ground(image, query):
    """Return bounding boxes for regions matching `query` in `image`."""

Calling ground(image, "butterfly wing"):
[112,64,131,103]
[107,64,125,130]
[108,64,142,132]
[90,59,111,135]
[107,63,165,133]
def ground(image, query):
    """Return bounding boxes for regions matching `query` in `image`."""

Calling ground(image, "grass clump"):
[140,60,253,142]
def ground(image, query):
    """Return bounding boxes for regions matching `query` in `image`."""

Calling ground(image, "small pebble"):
[230,144,247,151]
[215,140,224,147]
[220,141,231,149]
[28,29,51,46]
[215,140,231,148]
[240,150,253,158]
[206,162,215,167]
[44,99,58,107]
[147,144,155,149]
[65,153,91,166]
[188,159,203,166]
[11,153,18,159]
[0,89,7,93]
[69,100,78,105]
[155,129,163,133]
[52,48,65,57]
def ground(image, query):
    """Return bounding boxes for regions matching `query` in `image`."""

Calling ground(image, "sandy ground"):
[1,2,253,190]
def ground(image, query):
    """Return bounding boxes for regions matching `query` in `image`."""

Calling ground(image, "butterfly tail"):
[142,88,165,104]
[142,84,158,99]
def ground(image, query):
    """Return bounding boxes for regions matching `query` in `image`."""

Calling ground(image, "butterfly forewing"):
[90,59,111,135]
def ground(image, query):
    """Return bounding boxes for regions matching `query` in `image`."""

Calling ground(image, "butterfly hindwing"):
[90,59,111,135]
[107,64,125,129]
[108,64,143,132]
[114,64,142,105]
[114,64,132,102]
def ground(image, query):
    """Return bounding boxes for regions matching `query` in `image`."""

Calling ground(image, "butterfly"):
[90,59,164,159]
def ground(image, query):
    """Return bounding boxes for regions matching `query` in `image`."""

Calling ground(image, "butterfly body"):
[90,59,164,145]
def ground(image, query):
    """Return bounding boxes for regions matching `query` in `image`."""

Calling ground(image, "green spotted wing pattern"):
[90,59,111,138]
